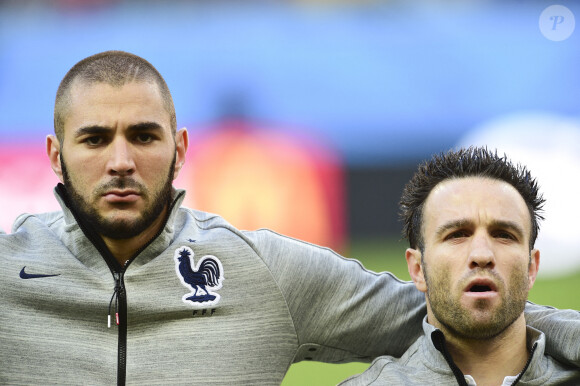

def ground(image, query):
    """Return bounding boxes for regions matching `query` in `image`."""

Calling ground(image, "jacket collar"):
[54,184,187,274]
[419,316,554,383]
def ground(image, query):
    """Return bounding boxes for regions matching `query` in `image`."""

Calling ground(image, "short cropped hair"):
[54,50,176,142]
[400,146,545,251]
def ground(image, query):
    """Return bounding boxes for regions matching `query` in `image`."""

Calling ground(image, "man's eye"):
[136,133,154,143]
[85,136,103,146]
[494,231,516,240]
[446,230,469,240]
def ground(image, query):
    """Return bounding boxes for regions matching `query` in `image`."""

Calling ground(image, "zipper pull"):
[108,272,122,328]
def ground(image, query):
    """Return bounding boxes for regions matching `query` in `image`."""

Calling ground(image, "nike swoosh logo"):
[20,266,61,279]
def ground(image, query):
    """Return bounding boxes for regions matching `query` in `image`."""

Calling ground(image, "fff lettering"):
[192,308,216,316]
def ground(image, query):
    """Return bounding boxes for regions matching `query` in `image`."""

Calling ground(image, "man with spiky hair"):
[342,147,580,385]
[1,51,579,385]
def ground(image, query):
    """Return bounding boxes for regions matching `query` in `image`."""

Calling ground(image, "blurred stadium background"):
[0,0,578,384]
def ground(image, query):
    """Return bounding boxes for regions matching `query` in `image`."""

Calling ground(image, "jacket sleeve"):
[524,302,580,367]
[245,230,580,366]
[245,229,426,363]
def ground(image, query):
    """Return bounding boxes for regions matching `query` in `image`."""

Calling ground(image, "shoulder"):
[340,335,456,385]
[177,207,247,236]
[539,355,580,384]
[241,228,374,271]
[0,211,67,272]
[1,211,64,245]
[339,356,399,385]
[12,210,64,232]
[340,354,452,385]
[174,207,294,264]
[176,207,342,265]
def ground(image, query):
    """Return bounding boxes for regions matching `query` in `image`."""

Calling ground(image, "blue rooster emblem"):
[174,246,224,308]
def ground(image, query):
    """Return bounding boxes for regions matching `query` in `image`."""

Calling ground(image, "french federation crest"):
[174,246,224,308]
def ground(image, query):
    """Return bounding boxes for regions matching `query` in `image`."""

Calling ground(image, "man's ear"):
[406,248,427,293]
[173,127,189,180]
[46,135,64,183]
[528,249,540,290]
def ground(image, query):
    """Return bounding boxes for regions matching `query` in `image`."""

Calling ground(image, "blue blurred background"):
[1,0,579,276]
[2,0,579,159]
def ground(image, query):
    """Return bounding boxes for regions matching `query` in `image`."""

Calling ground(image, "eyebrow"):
[435,218,526,239]
[435,219,472,239]
[74,125,110,138]
[489,220,526,239]
[127,122,164,133]
[74,122,164,137]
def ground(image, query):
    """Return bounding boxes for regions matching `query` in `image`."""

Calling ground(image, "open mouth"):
[465,278,497,293]
[469,285,492,292]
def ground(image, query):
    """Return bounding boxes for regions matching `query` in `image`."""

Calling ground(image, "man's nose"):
[468,232,495,269]
[107,138,135,176]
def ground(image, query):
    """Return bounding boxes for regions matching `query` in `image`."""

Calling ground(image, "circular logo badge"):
[539,5,575,41]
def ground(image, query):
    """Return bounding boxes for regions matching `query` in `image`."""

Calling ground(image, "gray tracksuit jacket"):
[341,317,580,385]
[1,185,579,385]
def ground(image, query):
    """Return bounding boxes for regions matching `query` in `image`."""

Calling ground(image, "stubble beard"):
[60,153,175,240]
[423,258,530,341]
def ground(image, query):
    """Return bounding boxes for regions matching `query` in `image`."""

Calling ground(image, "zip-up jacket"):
[1,186,580,385]
[340,317,580,385]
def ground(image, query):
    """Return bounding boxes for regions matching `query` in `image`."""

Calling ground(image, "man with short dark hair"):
[342,147,580,385]
[1,52,579,385]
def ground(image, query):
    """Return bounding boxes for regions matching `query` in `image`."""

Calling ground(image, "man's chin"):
[89,195,170,240]
[455,313,513,340]
[95,216,149,240]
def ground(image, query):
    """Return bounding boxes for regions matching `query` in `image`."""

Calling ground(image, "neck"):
[439,314,529,386]
[102,206,169,267]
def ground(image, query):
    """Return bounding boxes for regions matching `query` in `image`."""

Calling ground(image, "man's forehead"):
[59,79,172,142]
[66,79,166,116]
[423,177,532,233]
[69,78,160,98]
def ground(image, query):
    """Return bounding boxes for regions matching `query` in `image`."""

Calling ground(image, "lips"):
[105,189,139,196]
[103,190,140,203]
[464,277,498,293]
